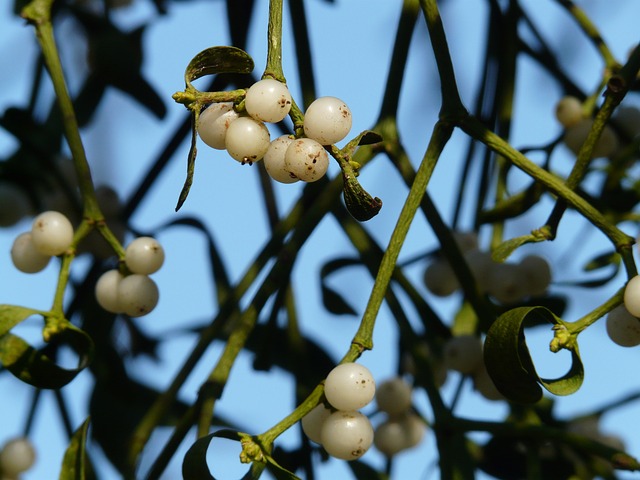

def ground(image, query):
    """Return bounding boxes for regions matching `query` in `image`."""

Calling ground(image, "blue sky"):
[2,0,640,479]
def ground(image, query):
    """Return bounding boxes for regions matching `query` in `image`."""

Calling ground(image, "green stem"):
[264,0,286,81]
[570,287,624,334]
[353,120,453,350]
[21,0,101,219]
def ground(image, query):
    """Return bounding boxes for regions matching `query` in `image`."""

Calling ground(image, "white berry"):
[623,275,640,318]
[224,117,270,164]
[125,237,165,275]
[443,335,484,375]
[263,135,299,184]
[324,363,375,411]
[375,377,413,416]
[284,138,329,182]
[30,210,74,256]
[117,274,159,317]
[555,96,583,128]
[486,261,528,304]
[320,410,374,461]
[303,96,352,145]
[519,254,552,297]
[301,404,332,444]
[95,269,124,314]
[563,118,619,158]
[197,102,239,150]
[374,413,426,457]
[0,437,36,476]
[11,232,51,273]
[423,257,459,297]
[606,305,640,347]
[245,79,292,123]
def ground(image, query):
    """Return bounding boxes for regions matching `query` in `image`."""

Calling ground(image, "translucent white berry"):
[555,96,583,128]
[303,96,352,145]
[224,117,270,164]
[563,118,619,158]
[117,274,159,317]
[0,182,32,227]
[95,269,124,314]
[443,335,483,375]
[423,258,459,297]
[519,254,552,297]
[245,79,292,123]
[623,275,640,318]
[125,237,165,275]
[284,138,329,182]
[30,210,74,256]
[320,410,374,461]
[486,262,528,304]
[0,437,36,477]
[472,364,504,401]
[197,102,239,150]
[11,232,51,273]
[374,413,426,457]
[324,363,375,411]
[606,305,640,347]
[301,404,332,444]
[375,377,413,416]
[263,135,299,184]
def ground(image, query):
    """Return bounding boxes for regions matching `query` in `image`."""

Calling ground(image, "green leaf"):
[0,323,93,389]
[319,258,361,316]
[583,250,620,272]
[356,130,383,146]
[342,172,383,222]
[59,417,90,480]
[491,233,542,263]
[182,430,244,480]
[175,112,199,212]
[184,46,254,89]
[0,304,41,337]
[484,306,584,404]
[264,455,301,480]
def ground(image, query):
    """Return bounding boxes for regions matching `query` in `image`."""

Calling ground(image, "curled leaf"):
[184,46,254,89]
[0,323,94,389]
[484,306,584,404]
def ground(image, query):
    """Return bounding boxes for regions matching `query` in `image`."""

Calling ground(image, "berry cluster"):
[423,232,552,305]
[197,79,352,183]
[95,236,165,317]
[301,363,375,461]
[373,377,426,458]
[10,211,74,273]
[555,96,640,159]
[0,437,36,479]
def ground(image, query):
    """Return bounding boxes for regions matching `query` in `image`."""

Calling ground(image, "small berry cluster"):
[95,236,165,317]
[10,211,74,273]
[423,232,552,305]
[301,363,375,461]
[197,79,352,183]
[373,377,426,458]
[555,96,640,159]
[0,437,36,480]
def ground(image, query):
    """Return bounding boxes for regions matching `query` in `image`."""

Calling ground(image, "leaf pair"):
[484,306,584,404]
[0,305,94,389]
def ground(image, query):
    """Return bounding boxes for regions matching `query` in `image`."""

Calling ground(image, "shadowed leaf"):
[59,417,90,480]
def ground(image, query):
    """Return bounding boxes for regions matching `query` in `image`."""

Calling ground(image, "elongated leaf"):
[182,430,242,480]
[319,258,361,316]
[264,456,301,480]
[491,233,542,263]
[184,46,254,88]
[0,304,41,337]
[484,306,584,404]
[59,417,90,480]
[0,324,93,389]
[175,113,198,212]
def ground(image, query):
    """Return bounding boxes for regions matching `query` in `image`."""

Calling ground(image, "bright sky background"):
[1,1,640,479]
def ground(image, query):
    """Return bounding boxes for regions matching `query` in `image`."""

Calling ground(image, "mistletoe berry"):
[320,410,374,461]
[30,210,74,256]
[245,79,292,123]
[303,96,352,145]
[11,232,51,273]
[224,117,271,164]
[125,236,165,275]
[197,102,239,150]
[324,362,375,411]
[284,138,329,182]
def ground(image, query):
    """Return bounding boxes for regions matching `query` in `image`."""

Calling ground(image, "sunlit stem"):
[264,0,286,82]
